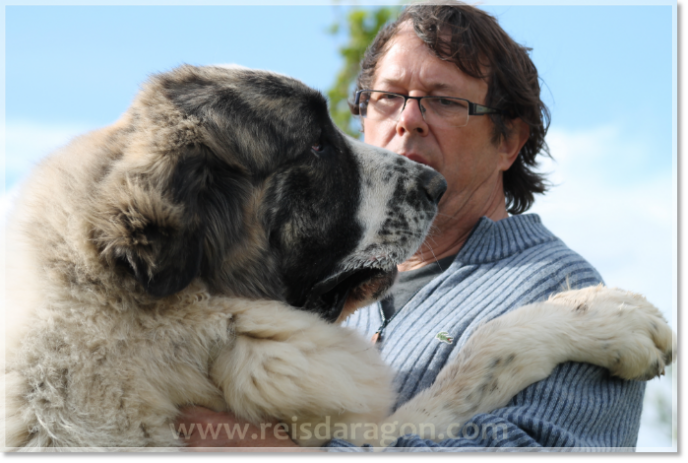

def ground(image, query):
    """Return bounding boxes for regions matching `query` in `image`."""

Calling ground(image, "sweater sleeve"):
[325,361,645,450]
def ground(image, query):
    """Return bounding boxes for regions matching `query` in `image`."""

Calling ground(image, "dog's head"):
[89,65,445,322]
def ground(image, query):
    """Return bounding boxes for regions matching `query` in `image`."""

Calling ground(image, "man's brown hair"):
[352,2,551,214]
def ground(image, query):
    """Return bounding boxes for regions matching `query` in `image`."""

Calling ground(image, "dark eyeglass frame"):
[353,89,503,120]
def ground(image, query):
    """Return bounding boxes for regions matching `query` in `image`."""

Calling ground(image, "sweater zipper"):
[371,299,397,345]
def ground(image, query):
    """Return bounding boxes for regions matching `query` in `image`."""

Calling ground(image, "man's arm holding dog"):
[179,286,673,449]
[331,288,670,448]
[326,363,648,449]
[177,357,649,449]
[178,366,646,449]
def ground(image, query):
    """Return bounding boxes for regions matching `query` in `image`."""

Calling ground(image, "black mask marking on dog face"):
[136,65,439,322]
[263,113,365,321]
[157,66,368,320]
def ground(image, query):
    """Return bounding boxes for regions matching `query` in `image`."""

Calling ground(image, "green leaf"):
[326,5,402,138]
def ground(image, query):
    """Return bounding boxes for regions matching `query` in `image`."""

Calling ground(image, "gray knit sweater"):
[327,214,645,450]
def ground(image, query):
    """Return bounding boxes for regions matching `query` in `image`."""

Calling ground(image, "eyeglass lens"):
[359,91,470,128]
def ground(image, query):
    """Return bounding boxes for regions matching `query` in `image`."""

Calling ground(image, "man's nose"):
[396,98,429,136]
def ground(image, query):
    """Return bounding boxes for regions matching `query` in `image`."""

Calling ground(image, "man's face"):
[362,23,517,227]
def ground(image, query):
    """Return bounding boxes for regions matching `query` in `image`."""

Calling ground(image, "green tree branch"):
[327,6,401,137]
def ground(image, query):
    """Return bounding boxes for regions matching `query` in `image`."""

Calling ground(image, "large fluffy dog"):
[3,65,674,449]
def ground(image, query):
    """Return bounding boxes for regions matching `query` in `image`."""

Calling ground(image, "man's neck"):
[399,196,509,272]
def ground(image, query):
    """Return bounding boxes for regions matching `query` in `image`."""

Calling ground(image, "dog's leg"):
[364,285,675,445]
[209,299,396,447]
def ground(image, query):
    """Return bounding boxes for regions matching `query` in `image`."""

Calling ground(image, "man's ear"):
[498,118,529,172]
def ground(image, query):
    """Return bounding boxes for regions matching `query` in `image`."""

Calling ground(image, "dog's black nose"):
[418,170,447,205]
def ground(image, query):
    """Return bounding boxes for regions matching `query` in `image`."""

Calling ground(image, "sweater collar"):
[455,213,558,265]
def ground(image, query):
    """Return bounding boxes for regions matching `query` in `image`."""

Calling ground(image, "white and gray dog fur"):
[2,65,675,449]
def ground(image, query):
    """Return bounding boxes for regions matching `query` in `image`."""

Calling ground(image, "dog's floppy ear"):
[119,222,204,299]
[89,140,229,298]
[89,66,258,299]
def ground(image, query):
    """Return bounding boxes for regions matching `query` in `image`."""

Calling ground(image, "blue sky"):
[2,0,678,449]
[4,2,674,187]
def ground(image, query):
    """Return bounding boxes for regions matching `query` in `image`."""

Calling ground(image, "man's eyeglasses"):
[354,90,502,128]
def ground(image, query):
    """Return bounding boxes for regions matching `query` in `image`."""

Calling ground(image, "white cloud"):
[1,183,21,224]
[531,125,676,449]
[637,367,675,450]
[4,120,94,188]
[541,124,672,187]
[531,126,675,326]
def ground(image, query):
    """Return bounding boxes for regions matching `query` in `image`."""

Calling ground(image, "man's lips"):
[400,152,431,167]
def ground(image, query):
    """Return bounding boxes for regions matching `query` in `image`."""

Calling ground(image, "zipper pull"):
[370,298,394,345]
[371,331,381,344]
[371,317,390,345]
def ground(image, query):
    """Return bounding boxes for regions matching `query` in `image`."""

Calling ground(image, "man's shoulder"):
[456,213,604,294]
[504,229,603,292]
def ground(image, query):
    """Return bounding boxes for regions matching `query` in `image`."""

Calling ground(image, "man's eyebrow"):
[374,79,459,94]
[425,82,455,92]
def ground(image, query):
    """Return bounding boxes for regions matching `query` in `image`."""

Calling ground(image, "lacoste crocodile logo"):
[435,331,453,344]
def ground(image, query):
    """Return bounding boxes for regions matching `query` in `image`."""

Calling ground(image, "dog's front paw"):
[549,285,675,381]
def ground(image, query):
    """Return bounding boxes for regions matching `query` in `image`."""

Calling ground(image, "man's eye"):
[372,93,400,103]
[437,98,459,106]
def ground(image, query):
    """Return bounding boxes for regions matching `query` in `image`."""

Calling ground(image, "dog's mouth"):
[303,265,398,323]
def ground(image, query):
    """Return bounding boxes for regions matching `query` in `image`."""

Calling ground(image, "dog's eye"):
[311,143,325,155]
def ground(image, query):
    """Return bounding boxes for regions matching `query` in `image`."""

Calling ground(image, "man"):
[178,2,645,448]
